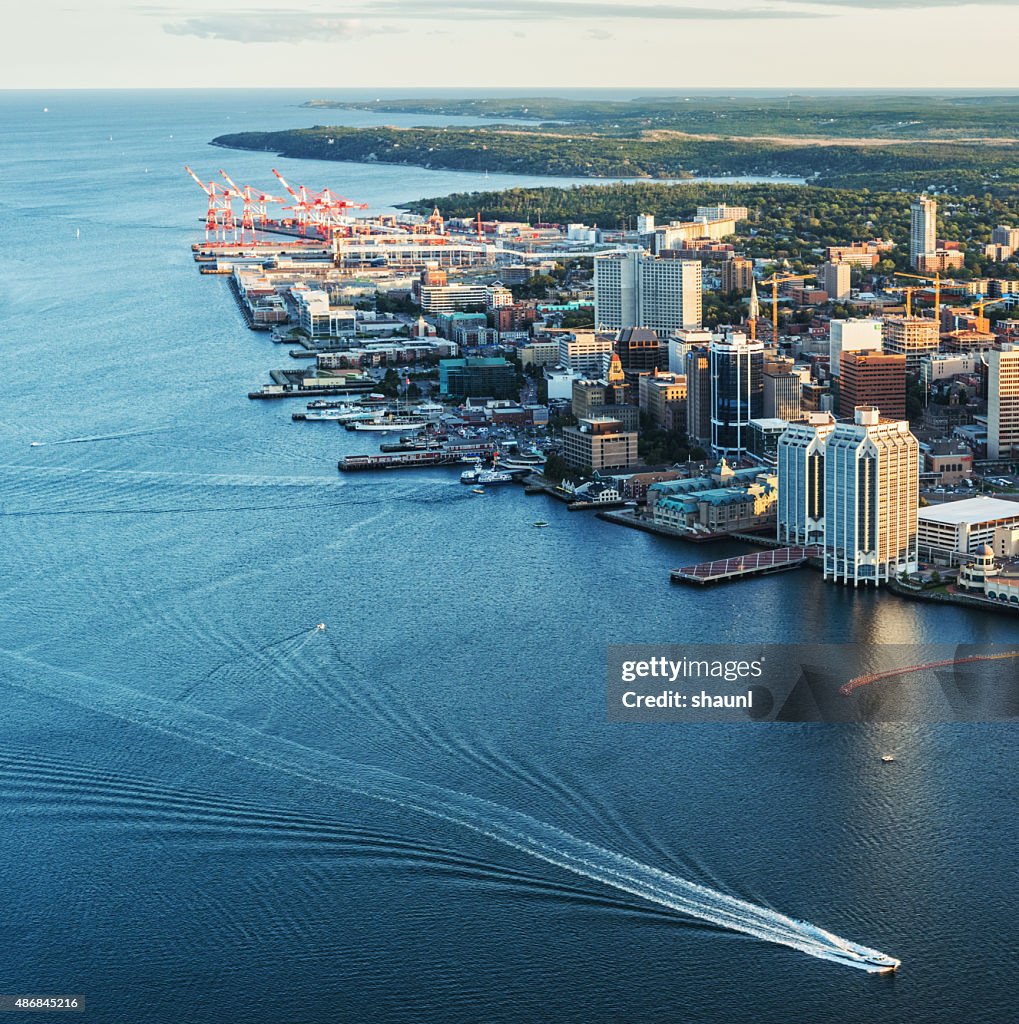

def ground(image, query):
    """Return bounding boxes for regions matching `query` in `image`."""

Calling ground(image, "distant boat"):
[532,520,549,528]
[316,623,326,632]
[881,755,895,763]
[471,487,485,495]
[75,228,80,240]
[29,441,43,447]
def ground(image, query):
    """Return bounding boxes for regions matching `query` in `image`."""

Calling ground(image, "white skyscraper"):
[777,412,837,546]
[594,252,702,334]
[910,197,937,269]
[823,407,919,586]
[829,318,883,377]
[986,345,1019,460]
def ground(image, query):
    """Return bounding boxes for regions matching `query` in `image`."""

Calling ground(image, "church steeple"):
[747,278,760,340]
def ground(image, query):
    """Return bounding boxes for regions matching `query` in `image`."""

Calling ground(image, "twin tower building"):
[778,407,919,587]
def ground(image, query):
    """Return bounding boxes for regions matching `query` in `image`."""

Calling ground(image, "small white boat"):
[29,441,43,447]
[881,755,895,763]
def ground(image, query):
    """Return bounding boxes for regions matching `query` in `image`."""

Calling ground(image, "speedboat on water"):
[859,952,900,973]
[29,441,43,447]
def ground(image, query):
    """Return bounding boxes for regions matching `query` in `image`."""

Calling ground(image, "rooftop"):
[918,496,1019,525]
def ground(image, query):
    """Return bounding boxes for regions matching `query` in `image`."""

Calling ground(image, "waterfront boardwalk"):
[671,546,821,585]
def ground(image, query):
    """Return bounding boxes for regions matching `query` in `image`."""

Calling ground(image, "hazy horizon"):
[9,1,1019,91]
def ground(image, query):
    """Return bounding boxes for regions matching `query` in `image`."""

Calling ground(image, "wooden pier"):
[671,546,821,585]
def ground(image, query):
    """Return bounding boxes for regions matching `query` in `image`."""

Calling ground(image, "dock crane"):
[184,165,238,241]
[219,171,285,243]
[271,168,315,234]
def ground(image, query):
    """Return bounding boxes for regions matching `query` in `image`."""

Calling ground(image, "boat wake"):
[29,427,172,447]
[0,644,899,973]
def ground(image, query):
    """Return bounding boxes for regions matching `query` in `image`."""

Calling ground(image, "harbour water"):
[0,91,1015,1023]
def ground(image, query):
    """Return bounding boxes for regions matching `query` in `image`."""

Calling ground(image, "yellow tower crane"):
[759,273,814,343]
[894,270,944,321]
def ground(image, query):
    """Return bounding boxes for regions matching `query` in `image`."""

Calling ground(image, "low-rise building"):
[917,496,1019,557]
[439,357,517,399]
[923,439,973,485]
[651,461,777,536]
[518,340,560,369]
[561,417,638,472]
[957,544,1019,607]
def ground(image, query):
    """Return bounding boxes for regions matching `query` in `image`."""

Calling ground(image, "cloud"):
[157,0,832,45]
[163,13,368,43]
[157,0,1019,44]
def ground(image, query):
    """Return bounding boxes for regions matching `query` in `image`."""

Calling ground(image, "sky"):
[7,0,1019,90]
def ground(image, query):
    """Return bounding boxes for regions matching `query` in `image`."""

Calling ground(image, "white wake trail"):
[0,646,898,972]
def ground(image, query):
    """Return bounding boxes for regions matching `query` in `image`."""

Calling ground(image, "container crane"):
[184,165,238,241]
[219,171,287,242]
[271,168,315,234]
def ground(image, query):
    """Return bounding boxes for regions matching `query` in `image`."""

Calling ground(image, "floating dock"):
[671,546,821,585]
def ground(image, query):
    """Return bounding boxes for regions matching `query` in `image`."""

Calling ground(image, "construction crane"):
[759,272,815,342]
[957,294,1011,332]
[894,270,943,319]
[184,165,238,241]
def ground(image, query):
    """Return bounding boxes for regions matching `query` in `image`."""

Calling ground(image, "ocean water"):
[0,90,1015,1024]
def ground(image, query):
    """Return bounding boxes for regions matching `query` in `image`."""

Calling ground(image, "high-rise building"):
[696,204,749,222]
[823,408,919,586]
[763,369,802,421]
[721,257,755,294]
[558,331,615,375]
[838,350,907,421]
[709,327,764,459]
[986,345,1019,460]
[819,261,852,302]
[991,225,1019,249]
[616,326,668,383]
[777,412,837,546]
[639,371,688,428]
[910,197,937,269]
[829,318,883,377]
[594,251,702,334]
[916,250,964,274]
[882,316,940,373]
[685,348,712,445]
[668,327,713,375]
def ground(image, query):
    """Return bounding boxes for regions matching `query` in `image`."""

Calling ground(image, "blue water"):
[0,91,1016,1023]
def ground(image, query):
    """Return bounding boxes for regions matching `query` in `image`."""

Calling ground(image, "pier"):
[671,546,821,585]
